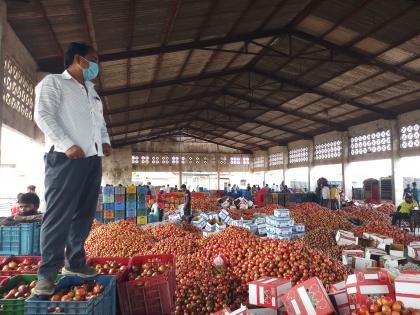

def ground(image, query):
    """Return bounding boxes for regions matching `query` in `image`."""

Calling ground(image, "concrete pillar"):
[390,120,401,204]
[341,132,352,199]
[0,0,7,164]
[179,159,182,187]
[102,147,133,185]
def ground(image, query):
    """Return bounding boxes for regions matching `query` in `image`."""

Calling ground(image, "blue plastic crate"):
[126,194,136,202]
[114,210,125,220]
[0,222,41,256]
[95,212,104,222]
[103,203,115,211]
[114,201,125,211]
[148,214,158,223]
[25,275,116,315]
[126,208,136,218]
[136,186,148,194]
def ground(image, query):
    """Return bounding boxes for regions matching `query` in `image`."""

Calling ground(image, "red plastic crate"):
[128,255,176,296]
[87,257,130,283]
[0,256,41,275]
[0,275,10,285]
[117,274,173,315]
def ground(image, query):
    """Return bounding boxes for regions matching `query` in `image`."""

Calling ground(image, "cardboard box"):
[365,248,387,261]
[357,237,375,248]
[247,308,279,315]
[219,209,229,220]
[203,230,219,237]
[216,222,226,231]
[383,256,407,269]
[336,230,358,246]
[257,224,267,235]
[352,257,377,270]
[407,243,420,260]
[191,216,206,229]
[229,305,248,315]
[293,224,305,233]
[378,243,406,258]
[395,273,420,309]
[330,281,346,293]
[274,209,290,218]
[224,216,234,225]
[249,277,292,309]
[281,277,335,315]
[244,223,258,234]
[266,216,294,227]
[342,250,364,266]
[205,221,216,231]
[346,270,395,310]
[371,234,393,245]
[211,308,232,315]
[329,289,350,315]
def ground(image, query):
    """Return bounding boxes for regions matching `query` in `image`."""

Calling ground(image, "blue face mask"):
[80,57,99,81]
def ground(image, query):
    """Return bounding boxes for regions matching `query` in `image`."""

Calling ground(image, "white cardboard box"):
[352,257,377,270]
[336,230,358,246]
[395,273,420,310]
[407,243,420,260]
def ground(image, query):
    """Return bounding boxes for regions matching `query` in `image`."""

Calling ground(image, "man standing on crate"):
[33,42,111,296]
[180,184,192,223]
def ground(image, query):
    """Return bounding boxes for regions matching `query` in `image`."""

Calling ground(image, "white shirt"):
[34,70,110,157]
[322,186,330,199]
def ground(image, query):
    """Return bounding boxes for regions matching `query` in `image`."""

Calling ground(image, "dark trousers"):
[391,212,411,226]
[38,151,102,281]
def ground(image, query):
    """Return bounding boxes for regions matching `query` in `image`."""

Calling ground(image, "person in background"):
[321,184,330,208]
[282,185,290,193]
[275,185,279,192]
[392,193,418,228]
[10,193,24,216]
[271,183,276,192]
[180,184,192,223]
[174,185,178,192]
[146,182,152,195]
[251,185,256,194]
[330,185,339,210]
[33,42,111,295]
[403,184,412,199]
[27,185,36,193]
[412,182,418,203]
[2,193,43,226]
[256,185,261,192]
[246,184,251,191]
[166,184,170,193]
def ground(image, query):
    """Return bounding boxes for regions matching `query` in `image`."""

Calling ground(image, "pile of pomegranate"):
[127,259,171,280]
[354,297,419,315]
[93,261,127,275]
[1,279,37,299]
[1,258,40,273]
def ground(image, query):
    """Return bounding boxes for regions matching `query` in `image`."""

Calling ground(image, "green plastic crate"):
[0,274,37,315]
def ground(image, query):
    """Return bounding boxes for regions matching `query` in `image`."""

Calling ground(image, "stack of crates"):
[114,185,126,221]
[136,186,148,225]
[95,186,104,222]
[126,184,137,224]
[103,185,115,223]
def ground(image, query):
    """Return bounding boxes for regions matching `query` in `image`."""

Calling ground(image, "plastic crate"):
[103,219,114,224]
[0,274,38,315]
[95,212,104,222]
[87,257,129,283]
[103,211,114,220]
[136,216,147,225]
[24,275,116,315]
[114,202,125,211]
[128,255,176,301]
[126,208,136,218]
[114,195,124,203]
[0,256,41,276]
[117,274,172,315]
[147,214,158,224]
[114,210,125,219]
[0,223,41,256]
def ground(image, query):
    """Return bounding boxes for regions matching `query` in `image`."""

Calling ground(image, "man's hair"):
[18,193,40,207]
[181,184,186,189]
[27,185,36,191]
[17,192,24,199]
[413,182,417,186]
[64,42,93,68]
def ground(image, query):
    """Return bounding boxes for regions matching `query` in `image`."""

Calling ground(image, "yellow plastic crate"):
[103,210,114,219]
[136,215,147,225]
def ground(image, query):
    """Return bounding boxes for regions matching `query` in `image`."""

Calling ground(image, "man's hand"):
[65,145,85,159]
[103,143,111,157]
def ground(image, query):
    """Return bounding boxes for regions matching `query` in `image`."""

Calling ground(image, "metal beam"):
[109,119,187,137]
[221,90,347,131]
[109,107,202,128]
[188,123,267,150]
[250,68,397,118]
[98,68,242,96]
[104,91,217,115]
[181,131,253,154]
[199,99,314,138]
[113,131,183,148]
[289,29,420,83]
[197,117,283,145]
